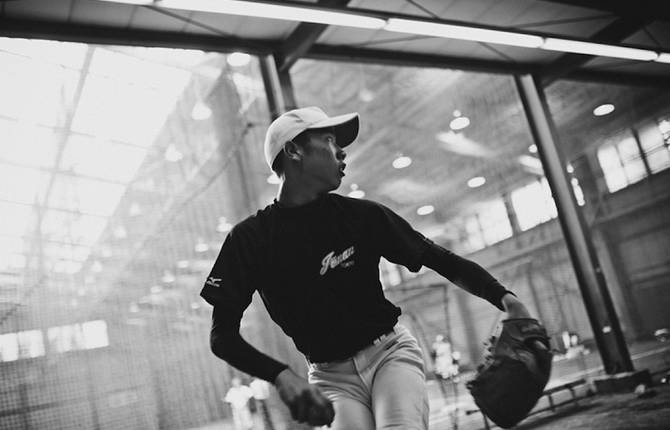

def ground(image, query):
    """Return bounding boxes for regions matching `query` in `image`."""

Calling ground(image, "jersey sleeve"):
[200,225,258,315]
[367,201,430,272]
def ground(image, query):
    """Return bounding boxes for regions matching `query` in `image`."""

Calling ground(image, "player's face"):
[302,130,346,191]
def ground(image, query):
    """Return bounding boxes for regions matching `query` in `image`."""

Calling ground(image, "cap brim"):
[307,112,359,148]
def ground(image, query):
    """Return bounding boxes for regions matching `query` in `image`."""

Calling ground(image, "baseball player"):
[201,106,534,429]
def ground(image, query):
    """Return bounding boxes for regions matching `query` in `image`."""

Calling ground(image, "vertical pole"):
[259,54,297,120]
[630,128,652,176]
[514,74,633,374]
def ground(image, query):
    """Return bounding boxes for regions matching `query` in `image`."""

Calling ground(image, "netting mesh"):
[1,39,669,430]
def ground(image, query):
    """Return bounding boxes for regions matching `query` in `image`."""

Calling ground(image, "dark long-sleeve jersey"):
[200,193,512,382]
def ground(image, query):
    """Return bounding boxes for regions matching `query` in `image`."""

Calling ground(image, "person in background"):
[250,377,274,430]
[224,377,254,430]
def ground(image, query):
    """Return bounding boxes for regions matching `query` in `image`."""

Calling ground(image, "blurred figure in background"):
[250,377,274,430]
[224,377,254,430]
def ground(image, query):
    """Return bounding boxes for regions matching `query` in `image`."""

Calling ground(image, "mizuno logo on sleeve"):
[206,277,222,287]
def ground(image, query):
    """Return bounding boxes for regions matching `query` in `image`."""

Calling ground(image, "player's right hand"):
[274,368,335,426]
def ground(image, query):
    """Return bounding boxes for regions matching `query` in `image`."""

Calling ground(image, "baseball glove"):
[466,318,552,429]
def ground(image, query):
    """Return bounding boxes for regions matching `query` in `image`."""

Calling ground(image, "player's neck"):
[276,178,325,208]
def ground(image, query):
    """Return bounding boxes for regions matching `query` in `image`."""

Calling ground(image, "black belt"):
[307,328,395,364]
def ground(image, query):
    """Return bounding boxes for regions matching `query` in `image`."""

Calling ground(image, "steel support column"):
[259,54,297,120]
[514,74,634,374]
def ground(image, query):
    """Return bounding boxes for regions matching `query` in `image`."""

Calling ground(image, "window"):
[0,330,45,362]
[597,121,670,193]
[48,324,85,353]
[638,119,670,174]
[461,198,513,251]
[511,178,558,231]
[46,320,110,353]
[597,132,648,193]
[81,320,109,349]
[0,333,18,362]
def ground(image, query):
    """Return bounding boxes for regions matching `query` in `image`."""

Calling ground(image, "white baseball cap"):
[263,106,359,170]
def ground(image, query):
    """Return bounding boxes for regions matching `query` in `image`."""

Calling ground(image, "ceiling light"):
[528,144,537,154]
[267,173,280,184]
[467,176,486,188]
[385,18,543,48]
[217,216,233,233]
[194,239,209,253]
[227,52,251,67]
[157,0,386,29]
[566,163,574,174]
[101,0,153,4]
[165,144,183,162]
[348,183,365,199]
[177,260,190,269]
[191,102,212,120]
[593,103,615,116]
[436,131,493,157]
[161,271,176,283]
[417,205,434,216]
[358,88,374,102]
[656,53,670,63]
[450,116,470,131]
[517,155,543,175]
[542,38,658,61]
[392,155,412,169]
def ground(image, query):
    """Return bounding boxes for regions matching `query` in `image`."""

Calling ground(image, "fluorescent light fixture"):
[593,103,615,116]
[517,155,543,175]
[417,205,434,216]
[191,102,212,120]
[217,217,233,233]
[227,52,251,67]
[450,116,470,131]
[656,53,670,63]
[165,144,183,162]
[100,0,153,4]
[385,18,543,48]
[157,0,386,29]
[528,144,537,154]
[392,155,412,169]
[467,176,486,188]
[348,183,365,199]
[542,38,658,61]
[194,240,209,253]
[358,88,374,102]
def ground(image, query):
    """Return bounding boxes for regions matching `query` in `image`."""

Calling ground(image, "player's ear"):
[284,140,303,162]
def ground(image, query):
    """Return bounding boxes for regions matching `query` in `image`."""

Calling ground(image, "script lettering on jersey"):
[319,246,355,275]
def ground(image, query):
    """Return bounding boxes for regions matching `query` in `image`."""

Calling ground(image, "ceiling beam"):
[1,18,667,87]
[306,44,541,75]
[275,0,351,72]
[305,44,670,88]
[0,18,279,55]
[537,0,670,21]
[562,69,670,89]
[539,16,654,86]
